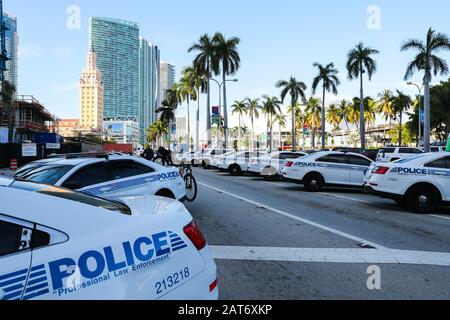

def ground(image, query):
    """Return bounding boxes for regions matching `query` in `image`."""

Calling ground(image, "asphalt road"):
[185,167,450,300]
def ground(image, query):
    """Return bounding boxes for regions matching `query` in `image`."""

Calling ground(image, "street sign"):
[420,109,425,124]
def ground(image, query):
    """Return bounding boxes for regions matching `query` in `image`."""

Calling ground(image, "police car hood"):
[0,176,13,187]
[114,194,189,218]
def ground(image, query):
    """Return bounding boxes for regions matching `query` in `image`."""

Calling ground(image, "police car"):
[247,151,307,178]
[364,153,450,213]
[13,153,187,202]
[217,151,266,176]
[0,177,218,300]
[199,149,233,169]
[376,147,423,163]
[281,151,374,192]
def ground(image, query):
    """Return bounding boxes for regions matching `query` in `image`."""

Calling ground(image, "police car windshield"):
[17,165,74,185]
[394,155,427,164]
[10,181,132,215]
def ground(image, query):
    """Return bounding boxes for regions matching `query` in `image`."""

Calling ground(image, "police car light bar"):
[372,166,390,175]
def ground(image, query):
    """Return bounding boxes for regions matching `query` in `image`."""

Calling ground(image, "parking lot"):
[185,167,450,300]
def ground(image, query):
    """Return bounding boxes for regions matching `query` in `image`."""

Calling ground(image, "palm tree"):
[245,98,261,150]
[377,89,395,143]
[401,28,450,152]
[312,63,340,149]
[305,97,322,148]
[156,100,176,148]
[288,101,307,147]
[274,113,287,150]
[326,104,342,142]
[188,34,217,146]
[276,77,307,151]
[179,68,198,152]
[190,68,208,151]
[338,100,352,134]
[231,100,247,150]
[0,81,17,143]
[147,120,168,147]
[346,42,379,149]
[212,32,241,149]
[262,96,282,153]
[392,90,412,146]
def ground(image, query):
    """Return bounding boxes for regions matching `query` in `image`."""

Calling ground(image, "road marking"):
[429,215,450,221]
[319,192,375,205]
[210,246,450,267]
[198,182,387,250]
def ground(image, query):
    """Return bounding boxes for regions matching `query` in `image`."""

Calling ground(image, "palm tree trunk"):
[279,124,282,150]
[269,113,273,153]
[423,71,431,152]
[196,88,200,151]
[322,85,326,150]
[238,115,241,151]
[359,67,366,150]
[222,70,228,149]
[291,98,296,151]
[251,116,255,151]
[399,112,403,146]
[186,99,191,152]
[206,63,212,146]
[312,113,316,149]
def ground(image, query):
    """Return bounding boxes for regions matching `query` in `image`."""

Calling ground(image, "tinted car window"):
[380,148,395,154]
[62,163,110,189]
[10,181,132,215]
[402,148,422,154]
[0,220,23,257]
[317,154,346,164]
[19,165,74,185]
[110,161,154,180]
[425,157,450,169]
[347,155,371,166]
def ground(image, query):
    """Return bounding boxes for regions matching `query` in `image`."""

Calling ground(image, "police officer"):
[143,146,154,161]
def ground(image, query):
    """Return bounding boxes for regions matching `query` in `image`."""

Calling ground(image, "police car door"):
[316,154,349,185]
[107,160,156,197]
[347,155,372,186]
[0,216,33,301]
[425,156,450,201]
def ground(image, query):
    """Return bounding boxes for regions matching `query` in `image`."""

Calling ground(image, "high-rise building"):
[160,61,176,100]
[89,17,139,120]
[3,13,18,89]
[139,37,160,144]
[79,46,104,131]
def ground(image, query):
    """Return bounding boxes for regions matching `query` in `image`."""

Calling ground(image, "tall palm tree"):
[377,89,395,143]
[231,100,247,150]
[179,68,198,152]
[346,42,379,149]
[288,101,306,147]
[312,63,340,149]
[190,67,208,151]
[245,98,261,150]
[156,100,177,148]
[0,81,17,143]
[326,104,342,130]
[213,32,241,149]
[401,28,450,152]
[392,90,412,146]
[262,96,282,153]
[276,77,307,151]
[188,34,217,146]
[274,113,287,150]
[305,97,322,148]
[338,100,352,134]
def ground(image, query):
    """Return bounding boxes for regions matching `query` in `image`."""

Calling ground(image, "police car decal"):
[83,171,180,196]
[391,167,450,176]
[0,230,188,300]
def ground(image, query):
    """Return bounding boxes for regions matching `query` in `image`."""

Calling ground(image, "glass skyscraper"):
[3,13,18,89]
[89,17,140,121]
[139,37,161,144]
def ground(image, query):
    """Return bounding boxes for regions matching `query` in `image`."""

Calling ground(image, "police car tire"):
[406,185,440,213]
[304,173,324,192]
[229,165,242,176]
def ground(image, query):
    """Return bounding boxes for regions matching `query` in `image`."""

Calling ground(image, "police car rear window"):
[394,155,427,164]
[10,181,132,216]
[18,165,74,185]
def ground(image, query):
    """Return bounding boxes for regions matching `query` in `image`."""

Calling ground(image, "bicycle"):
[178,164,198,202]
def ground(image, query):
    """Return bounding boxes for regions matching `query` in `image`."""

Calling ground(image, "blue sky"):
[5,0,450,130]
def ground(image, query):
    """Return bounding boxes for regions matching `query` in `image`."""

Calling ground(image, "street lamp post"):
[407,81,424,147]
[210,78,238,149]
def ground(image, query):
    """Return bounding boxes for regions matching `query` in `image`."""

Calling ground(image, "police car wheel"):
[229,165,242,176]
[406,186,439,213]
[304,173,324,192]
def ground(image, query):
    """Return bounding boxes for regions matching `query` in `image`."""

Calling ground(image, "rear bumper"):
[364,185,403,201]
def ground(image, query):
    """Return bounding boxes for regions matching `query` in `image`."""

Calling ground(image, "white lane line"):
[198,182,387,250]
[210,246,450,267]
[429,215,450,221]
[319,192,375,205]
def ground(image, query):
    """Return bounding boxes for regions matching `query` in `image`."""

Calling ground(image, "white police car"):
[0,177,218,300]
[281,151,374,192]
[248,151,307,178]
[217,151,266,176]
[364,153,450,213]
[13,153,187,202]
[199,149,233,169]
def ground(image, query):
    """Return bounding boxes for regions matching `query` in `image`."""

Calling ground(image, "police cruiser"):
[13,153,187,202]
[248,151,306,178]
[217,151,266,176]
[364,153,450,213]
[199,149,233,169]
[281,151,374,191]
[0,177,218,300]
